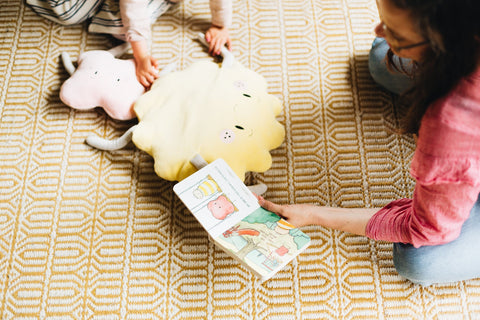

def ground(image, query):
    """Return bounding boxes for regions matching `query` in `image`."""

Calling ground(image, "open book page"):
[173,159,259,238]
[215,207,311,281]
[174,158,311,281]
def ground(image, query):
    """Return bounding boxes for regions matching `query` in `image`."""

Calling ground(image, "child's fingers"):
[208,40,215,54]
[139,73,154,88]
[214,39,226,55]
[151,67,159,79]
[144,72,152,82]
[210,42,221,55]
[215,41,222,55]
[140,77,149,88]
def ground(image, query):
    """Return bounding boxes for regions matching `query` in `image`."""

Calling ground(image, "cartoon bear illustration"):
[207,195,236,220]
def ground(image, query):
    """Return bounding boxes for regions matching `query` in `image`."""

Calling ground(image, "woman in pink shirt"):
[27,0,232,88]
[259,0,480,286]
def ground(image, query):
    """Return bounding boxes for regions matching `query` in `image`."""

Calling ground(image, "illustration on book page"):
[173,159,258,238]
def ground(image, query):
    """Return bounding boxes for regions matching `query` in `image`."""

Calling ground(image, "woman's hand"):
[205,25,231,56]
[256,196,319,227]
[256,195,378,235]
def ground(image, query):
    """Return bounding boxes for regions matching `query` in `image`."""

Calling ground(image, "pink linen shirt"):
[366,67,480,248]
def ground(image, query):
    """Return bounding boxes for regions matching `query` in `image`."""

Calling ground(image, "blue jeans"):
[368,37,413,95]
[393,194,480,286]
[369,37,480,285]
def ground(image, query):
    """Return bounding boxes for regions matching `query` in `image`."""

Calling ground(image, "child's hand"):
[205,25,231,56]
[134,54,159,88]
[130,40,159,88]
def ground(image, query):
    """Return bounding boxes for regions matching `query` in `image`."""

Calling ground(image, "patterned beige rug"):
[1,0,480,319]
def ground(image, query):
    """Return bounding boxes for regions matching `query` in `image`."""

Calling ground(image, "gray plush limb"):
[190,154,209,170]
[85,125,138,151]
[246,183,268,196]
[158,62,177,76]
[107,42,131,58]
[61,52,76,75]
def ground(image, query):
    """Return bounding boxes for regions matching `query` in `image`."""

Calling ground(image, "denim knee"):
[393,196,480,286]
[368,37,413,95]
[393,243,434,286]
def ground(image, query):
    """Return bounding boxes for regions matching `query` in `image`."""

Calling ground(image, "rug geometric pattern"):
[1,0,479,318]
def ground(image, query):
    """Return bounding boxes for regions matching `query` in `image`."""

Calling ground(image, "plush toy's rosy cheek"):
[207,195,235,220]
[233,80,247,90]
[220,129,235,144]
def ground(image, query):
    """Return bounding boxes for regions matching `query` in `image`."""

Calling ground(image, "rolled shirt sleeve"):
[366,70,480,248]
[366,178,478,248]
[210,0,232,28]
[120,0,151,42]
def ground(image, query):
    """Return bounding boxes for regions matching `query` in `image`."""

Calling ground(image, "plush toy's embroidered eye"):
[243,94,251,98]
[235,125,244,130]
[116,78,120,82]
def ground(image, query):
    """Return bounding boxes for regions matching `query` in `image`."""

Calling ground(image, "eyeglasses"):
[381,22,429,52]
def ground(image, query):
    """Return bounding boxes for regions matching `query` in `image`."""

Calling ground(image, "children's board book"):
[173,158,311,282]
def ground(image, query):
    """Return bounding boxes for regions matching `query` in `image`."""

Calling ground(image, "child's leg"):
[26,0,102,25]
[368,37,414,95]
[393,195,480,286]
[88,0,174,39]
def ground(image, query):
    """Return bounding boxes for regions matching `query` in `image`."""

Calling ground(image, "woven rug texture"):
[1,0,480,319]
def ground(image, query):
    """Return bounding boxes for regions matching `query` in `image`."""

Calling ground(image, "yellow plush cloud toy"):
[87,34,285,182]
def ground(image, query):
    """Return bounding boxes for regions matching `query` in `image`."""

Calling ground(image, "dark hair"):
[388,0,480,134]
